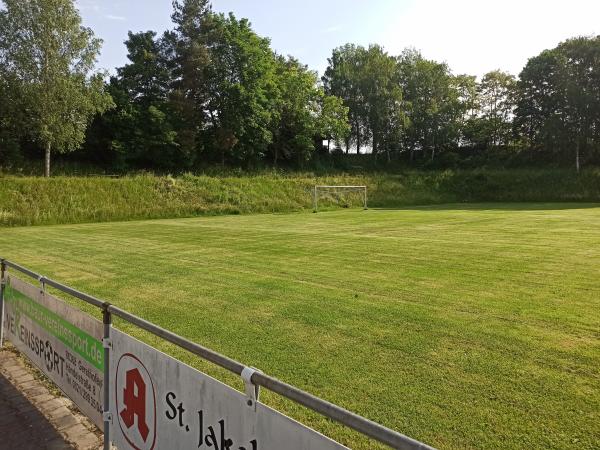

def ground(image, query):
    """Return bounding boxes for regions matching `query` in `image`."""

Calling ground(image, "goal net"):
[312,186,368,212]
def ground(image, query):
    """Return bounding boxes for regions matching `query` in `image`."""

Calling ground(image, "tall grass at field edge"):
[0,169,598,226]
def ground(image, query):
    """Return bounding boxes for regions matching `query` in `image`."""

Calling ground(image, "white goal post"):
[312,185,368,212]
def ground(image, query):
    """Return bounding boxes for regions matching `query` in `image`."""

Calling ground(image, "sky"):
[77,0,600,78]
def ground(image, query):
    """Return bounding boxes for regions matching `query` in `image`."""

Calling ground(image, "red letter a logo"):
[120,368,150,442]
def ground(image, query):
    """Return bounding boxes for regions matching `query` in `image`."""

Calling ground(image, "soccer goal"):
[312,185,368,212]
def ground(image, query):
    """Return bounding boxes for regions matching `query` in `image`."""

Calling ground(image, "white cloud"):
[105,14,126,21]
[76,0,100,13]
[323,24,343,34]
[379,0,600,77]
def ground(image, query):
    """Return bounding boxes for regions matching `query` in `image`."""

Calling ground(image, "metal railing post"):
[102,303,112,450]
[0,259,5,348]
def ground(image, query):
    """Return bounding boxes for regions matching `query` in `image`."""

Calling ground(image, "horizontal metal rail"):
[3,260,106,308]
[106,304,246,375]
[2,258,434,450]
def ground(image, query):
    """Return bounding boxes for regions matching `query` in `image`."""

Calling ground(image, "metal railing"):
[0,258,435,450]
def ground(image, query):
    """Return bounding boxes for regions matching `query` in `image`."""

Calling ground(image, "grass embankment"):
[1,205,599,449]
[0,169,599,226]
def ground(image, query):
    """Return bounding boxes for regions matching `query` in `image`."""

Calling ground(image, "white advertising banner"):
[110,328,348,450]
[2,274,105,429]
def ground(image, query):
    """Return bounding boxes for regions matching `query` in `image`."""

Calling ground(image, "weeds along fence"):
[0,258,434,450]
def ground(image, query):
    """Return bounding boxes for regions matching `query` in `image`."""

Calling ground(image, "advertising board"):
[2,274,105,429]
[110,328,348,450]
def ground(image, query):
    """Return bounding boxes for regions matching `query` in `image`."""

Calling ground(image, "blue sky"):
[77,0,600,78]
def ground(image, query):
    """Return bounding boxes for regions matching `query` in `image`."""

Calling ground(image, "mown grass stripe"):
[0,204,598,449]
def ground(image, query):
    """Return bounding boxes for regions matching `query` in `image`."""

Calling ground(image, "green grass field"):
[1,204,599,449]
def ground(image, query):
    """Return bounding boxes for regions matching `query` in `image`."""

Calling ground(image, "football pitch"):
[1,203,599,449]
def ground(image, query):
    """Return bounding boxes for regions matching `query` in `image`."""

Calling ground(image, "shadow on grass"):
[371,202,600,212]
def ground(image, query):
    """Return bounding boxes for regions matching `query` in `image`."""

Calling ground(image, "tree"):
[317,93,351,153]
[0,0,113,176]
[515,36,600,171]
[93,31,180,170]
[514,50,560,151]
[270,56,320,166]
[323,44,370,154]
[398,49,463,162]
[83,1,348,172]
[362,45,406,160]
[477,70,516,147]
[270,56,349,166]
[202,13,278,166]
[169,0,212,165]
[454,74,480,148]
[0,69,24,165]
[557,37,600,172]
[323,44,404,158]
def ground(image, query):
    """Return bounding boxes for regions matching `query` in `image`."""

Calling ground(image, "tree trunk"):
[576,141,580,174]
[355,121,361,155]
[44,142,51,177]
[372,133,378,157]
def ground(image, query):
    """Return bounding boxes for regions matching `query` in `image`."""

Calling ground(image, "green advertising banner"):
[6,285,103,370]
[2,273,104,429]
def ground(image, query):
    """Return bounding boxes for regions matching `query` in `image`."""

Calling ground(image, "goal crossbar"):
[312,185,368,212]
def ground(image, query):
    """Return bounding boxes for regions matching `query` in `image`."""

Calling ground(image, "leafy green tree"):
[169,0,212,165]
[398,49,463,162]
[202,13,278,166]
[477,70,516,146]
[0,70,24,165]
[556,37,600,171]
[117,32,172,104]
[318,93,351,152]
[362,45,407,160]
[514,50,561,155]
[324,44,405,158]
[270,56,349,166]
[84,1,348,171]
[515,36,600,171]
[455,74,479,119]
[95,31,179,170]
[270,56,319,166]
[0,0,113,176]
[454,74,481,148]
[323,44,370,153]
